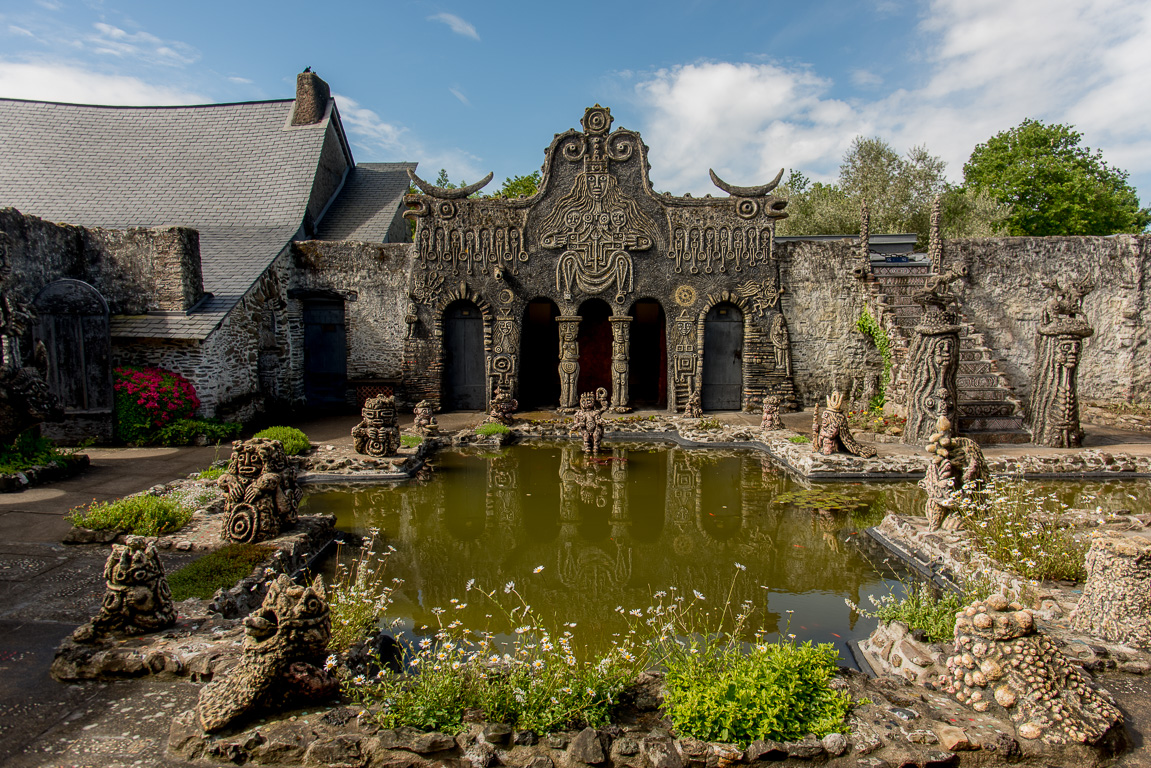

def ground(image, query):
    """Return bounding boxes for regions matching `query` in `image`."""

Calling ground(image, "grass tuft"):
[168,543,273,600]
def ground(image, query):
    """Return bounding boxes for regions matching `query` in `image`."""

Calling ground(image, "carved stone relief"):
[557,316,581,411]
[609,315,631,412]
[1030,277,1094,448]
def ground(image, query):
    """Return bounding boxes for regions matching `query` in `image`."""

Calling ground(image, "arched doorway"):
[629,299,666,409]
[702,302,743,410]
[577,299,612,396]
[443,300,485,409]
[519,298,560,409]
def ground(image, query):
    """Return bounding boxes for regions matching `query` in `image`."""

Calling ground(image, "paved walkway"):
[0,411,1149,765]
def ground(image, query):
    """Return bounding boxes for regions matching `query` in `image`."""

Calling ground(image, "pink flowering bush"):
[113,366,200,444]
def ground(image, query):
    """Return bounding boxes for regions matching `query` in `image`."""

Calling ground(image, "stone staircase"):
[869,258,1030,444]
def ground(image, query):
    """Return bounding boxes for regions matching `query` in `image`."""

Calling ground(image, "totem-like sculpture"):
[1030,277,1094,448]
[903,268,965,444]
[196,574,336,732]
[486,385,518,426]
[352,394,400,457]
[558,317,581,412]
[769,313,792,376]
[684,388,702,418]
[811,392,877,458]
[219,438,301,543]
[760,394,784,430]
[572,387,609,453]
[942,594,1121,745]
[72,536,176,642]
[412,399,439,436]
[609,315,631,412]
[919,416,988,530]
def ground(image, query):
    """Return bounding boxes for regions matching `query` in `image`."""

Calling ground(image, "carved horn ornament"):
[708,167,785,197]
[407,168,495,200]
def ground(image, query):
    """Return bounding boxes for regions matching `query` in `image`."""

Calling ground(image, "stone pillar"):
[1029,280,1094,447]
[557,315,581,412]
[609,314,632,413]
[1070,532,1151,649]
[670,310,697,413]
[903,295,960,444]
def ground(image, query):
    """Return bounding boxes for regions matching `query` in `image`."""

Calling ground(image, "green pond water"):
[301,441,1151,665]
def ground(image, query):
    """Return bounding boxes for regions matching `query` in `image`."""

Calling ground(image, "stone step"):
[957,373,1011,390]
[958,401,1020,418]
[959,425,1032,445]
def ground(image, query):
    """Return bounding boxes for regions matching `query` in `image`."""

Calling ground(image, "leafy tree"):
[963,119,1150,236]
[489,171,541,199]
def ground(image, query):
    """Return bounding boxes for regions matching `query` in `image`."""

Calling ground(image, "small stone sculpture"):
[1030,277,1094,448]
[352,394,400,457]
[941,594,1122,746]
[811,392,877,458]
[219,438,301,543]
[919,416,988,530]
[1070,533,1151,650]
[412,399,438,436]
[760,394,784,430]
[72,536,176,642]
[486,385,518,426]
[903,268,965,444]
[572,387,609,454]
[197,574,336,732]
[684,388,702,418]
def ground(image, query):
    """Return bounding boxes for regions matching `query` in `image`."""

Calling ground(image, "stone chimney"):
[292,70,331,126]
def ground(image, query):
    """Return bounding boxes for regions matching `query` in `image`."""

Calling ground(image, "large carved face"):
[1056,339,1080,367]
[580,392,595,410]
[244,574,330,652]
[586,173,609,200]
[233,443,264,478]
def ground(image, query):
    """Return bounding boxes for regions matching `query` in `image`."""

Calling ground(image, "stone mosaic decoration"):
[811,392,876,458]
[903,268,965,444]
[942,594,1122,745]
[919,415,988,530]
[352,394,400,457]
[220,438,301,543]
[412,398,439,436]
[1030,277,1094,448]
[572,388,609,453]
[760,394,784,430]
[486,385,518,426]
[72,536,175,642]
[1070,532,1151,650]
[197,574,335,732]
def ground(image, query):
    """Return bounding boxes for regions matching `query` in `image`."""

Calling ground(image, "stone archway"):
[629,298,666,409]
[577,299,613,397]
[519,298,560,409]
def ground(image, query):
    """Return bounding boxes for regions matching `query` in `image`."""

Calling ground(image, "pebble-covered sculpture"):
[412,398,439,436]
[1030,277,1094,448]
[903,268,964,444]
[72,536,176,642]
[760,394,784,430]
[941,593,1121,745]
[486,385,518,426]
[197,574,336,732]
[684,388,702,419]
[811,392,877,458]
[572,388,609,454]
[1070,533,1151,650]
[919,416,988,530]
[352,394,400,457]
[219,438,301,543]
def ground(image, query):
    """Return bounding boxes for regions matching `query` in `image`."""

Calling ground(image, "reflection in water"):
[301,442,1151,662]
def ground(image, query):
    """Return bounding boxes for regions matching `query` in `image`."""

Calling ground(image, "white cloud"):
[633,0,1151,199]
[8,25,35,38]
[0,60,204,104]
[227,76,253,84]
[428,12,480,41]
[86,22,199,66]
[850,69,882,88]
[448,86,470,106]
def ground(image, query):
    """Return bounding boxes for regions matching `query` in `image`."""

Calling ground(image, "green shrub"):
[698,417,722,430]
[474,422,511,437]
[788,434,811,444]
[196,465,227,481]
[852,581,973,642]
[253,426,310,455]
[67,494,192,536]
[155,419,242,446]
[113,366,200,444]
[0,431,71,473]
[400,434,422,448]
[168,543,273,600]
[855,309,892,408]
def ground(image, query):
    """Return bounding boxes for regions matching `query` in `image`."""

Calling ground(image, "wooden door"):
[303,299,347,406]
[32,279,111,413]
[702,303,743,410]
[444,302,485,409]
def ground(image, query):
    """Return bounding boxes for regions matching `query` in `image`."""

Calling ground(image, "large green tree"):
[963,119,1150,236]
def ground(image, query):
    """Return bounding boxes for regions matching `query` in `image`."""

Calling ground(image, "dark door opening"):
[444,300,485,410]
[577,299,612,397]
[302,298,347,407]
[702,302,743,410]
[629,299,667,408]
[519,298,560,409]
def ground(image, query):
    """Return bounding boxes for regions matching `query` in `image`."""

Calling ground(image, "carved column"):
[557,315,581,412]
[609,315,632,412]
[903,299,961,445]
[671,310,697,413]
[1030,283,1094,447]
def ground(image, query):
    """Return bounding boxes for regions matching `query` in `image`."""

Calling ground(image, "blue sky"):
[1,0,1149,206]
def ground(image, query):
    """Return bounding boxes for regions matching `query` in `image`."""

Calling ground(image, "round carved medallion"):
[674,285,697,306]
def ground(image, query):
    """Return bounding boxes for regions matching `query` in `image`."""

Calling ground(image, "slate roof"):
[0,98,336,339]
[316,162,416,242]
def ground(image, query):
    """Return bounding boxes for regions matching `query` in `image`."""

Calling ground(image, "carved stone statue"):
[811,392,877,458]
[196,574,336,732]
[72,536,176,643]
[1030,277,1094,448]
[903,268,965,444]
[412,399,439,436]
[486,385,518,426]
[609,315,631,412]
[219,438,301,543]
[572,388,609,453]
[769,313,791,375]
[557,317,580,412]
[919,416,988,530]
[684,387,702,418]
[352,394,400,457]
[760,394,784,430]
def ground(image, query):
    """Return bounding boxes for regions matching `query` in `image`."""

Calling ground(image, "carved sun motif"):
[674,285,697,306]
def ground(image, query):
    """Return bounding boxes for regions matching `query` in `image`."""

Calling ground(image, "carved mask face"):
[1057,339,1080,367]
[587,173,609,199]
[236,445,262,478]
[580,393,595,410]
[933,338,954,367]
